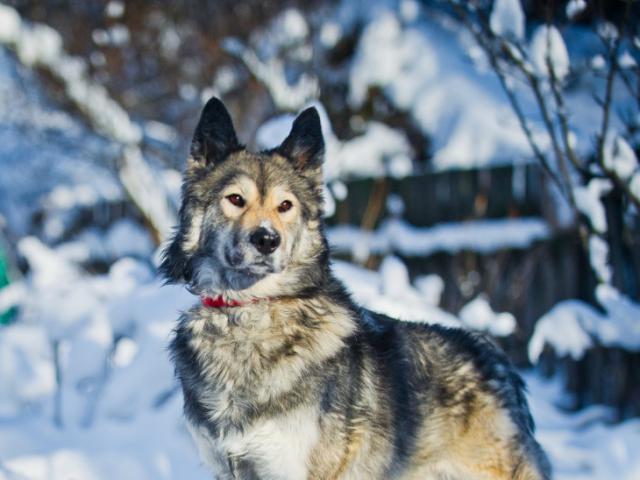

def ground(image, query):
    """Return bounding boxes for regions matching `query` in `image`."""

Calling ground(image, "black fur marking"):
[191,97,242,165]
[170,320,219,437]
[159,228,191,283]
[276,107,324,171]
[361,314,422,471]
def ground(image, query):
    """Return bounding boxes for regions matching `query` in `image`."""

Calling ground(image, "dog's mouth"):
[224,247,279,274]
[220,263,278,291]
[189,245,284,294]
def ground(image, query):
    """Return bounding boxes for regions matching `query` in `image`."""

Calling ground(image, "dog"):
[161,97,551,479]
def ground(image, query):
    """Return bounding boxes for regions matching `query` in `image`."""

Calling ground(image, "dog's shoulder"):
[355,309,534,425]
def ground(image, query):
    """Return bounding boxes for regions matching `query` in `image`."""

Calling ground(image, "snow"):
[414,274,444,306]
[591,54,606,70]
[604,136,638,181]
[6,18,139,143]
[246,0,632,177]
[223,8,318,111]
[573,178,612,234]
[588,235,612,284]
[55,220,155,264]
[319,21,342,48]
[597,21,619,41]
[332,259,462,328]
[530,25,570,80]
[0,5,176,240]
[528,300,596,362]
[224,37,318,111]
[594,284,640,350]
[330,180,348,201]
[631,172,640,199]
[92,29,109,46]
[108,25,130,47]
[335,122,412,178]
[0,5,20,44]
[489,0,525,41]
[385,193,405,217]
[571,175,617,284]
[525,373,640,480]
[0,323,55,417]
[529,286,640,362]
[256,107,413,181]
[565,0,587,19]
[16,24,63,66]
[276,8,309,45]
[459,295,516,337]
[349,12,420,108]
[144,121,179,146]
[399,0,420,23]
[347,8,542,170]
[378,255,411,298]
[328,217,551,258]
[105,1,125,19]
[255,113,297,149]
[618,51,637,69]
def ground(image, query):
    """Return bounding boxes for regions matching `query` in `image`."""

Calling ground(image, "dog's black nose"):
[250,227,281,255]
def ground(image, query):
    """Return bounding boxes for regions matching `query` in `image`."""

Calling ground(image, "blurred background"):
[0,0,638,478]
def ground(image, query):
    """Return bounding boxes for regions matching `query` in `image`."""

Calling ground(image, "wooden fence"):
[330,164,640,417]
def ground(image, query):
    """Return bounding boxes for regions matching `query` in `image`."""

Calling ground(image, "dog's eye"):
[226,194,245,208]
[278,200,293,213]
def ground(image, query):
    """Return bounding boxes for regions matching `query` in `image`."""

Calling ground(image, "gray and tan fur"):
[161,97,551,480]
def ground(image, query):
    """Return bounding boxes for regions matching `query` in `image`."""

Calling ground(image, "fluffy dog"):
[161,97,551,479]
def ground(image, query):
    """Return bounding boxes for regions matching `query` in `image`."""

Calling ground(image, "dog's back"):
[345,311,551,479]
[163,97,550,479]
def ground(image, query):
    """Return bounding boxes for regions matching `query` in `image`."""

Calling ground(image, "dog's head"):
[160,97,328,297]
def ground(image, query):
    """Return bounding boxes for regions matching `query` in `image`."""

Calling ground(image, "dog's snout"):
[250,227,281,255]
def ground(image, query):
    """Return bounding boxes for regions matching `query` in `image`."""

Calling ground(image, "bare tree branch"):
[451,3,571,199]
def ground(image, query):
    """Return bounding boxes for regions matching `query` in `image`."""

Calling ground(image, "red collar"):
[201,295,266,308]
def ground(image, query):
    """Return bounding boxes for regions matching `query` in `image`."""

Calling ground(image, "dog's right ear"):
[190,97,239,165]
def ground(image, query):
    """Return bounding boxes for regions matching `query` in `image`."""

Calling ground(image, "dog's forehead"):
[194,150,299,198]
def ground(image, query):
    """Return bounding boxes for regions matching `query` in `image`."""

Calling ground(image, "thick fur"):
[162,97,551,479]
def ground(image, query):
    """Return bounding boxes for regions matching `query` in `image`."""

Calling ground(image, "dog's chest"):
[175,304,355,478]
[178,307,322,430]
[187,406,320,480]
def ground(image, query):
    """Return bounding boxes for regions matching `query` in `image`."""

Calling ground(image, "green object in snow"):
[0,244,16,325]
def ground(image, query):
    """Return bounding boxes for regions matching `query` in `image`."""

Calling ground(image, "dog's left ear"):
[277,107,324,172]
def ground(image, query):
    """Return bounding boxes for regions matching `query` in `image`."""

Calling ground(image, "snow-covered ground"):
[1,250,639,480]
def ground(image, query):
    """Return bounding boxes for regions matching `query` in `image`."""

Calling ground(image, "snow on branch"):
[442,0,640,362]
[0,4,176,243]
[223,8,319,111]
[489,0,525,41]
[529,284,640,362]
[446,0,640,298]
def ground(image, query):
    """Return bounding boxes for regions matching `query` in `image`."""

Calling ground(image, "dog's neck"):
[201,294,270,308]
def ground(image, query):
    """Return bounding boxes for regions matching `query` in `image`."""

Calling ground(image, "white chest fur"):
[188,405,320,480]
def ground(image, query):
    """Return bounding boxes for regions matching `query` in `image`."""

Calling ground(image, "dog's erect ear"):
[277,107,324,171]
[190,97,239,165]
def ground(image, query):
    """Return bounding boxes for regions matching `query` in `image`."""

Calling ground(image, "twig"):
[53,339,63,428]
[593,0,640,209]
[452,3,572,202]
